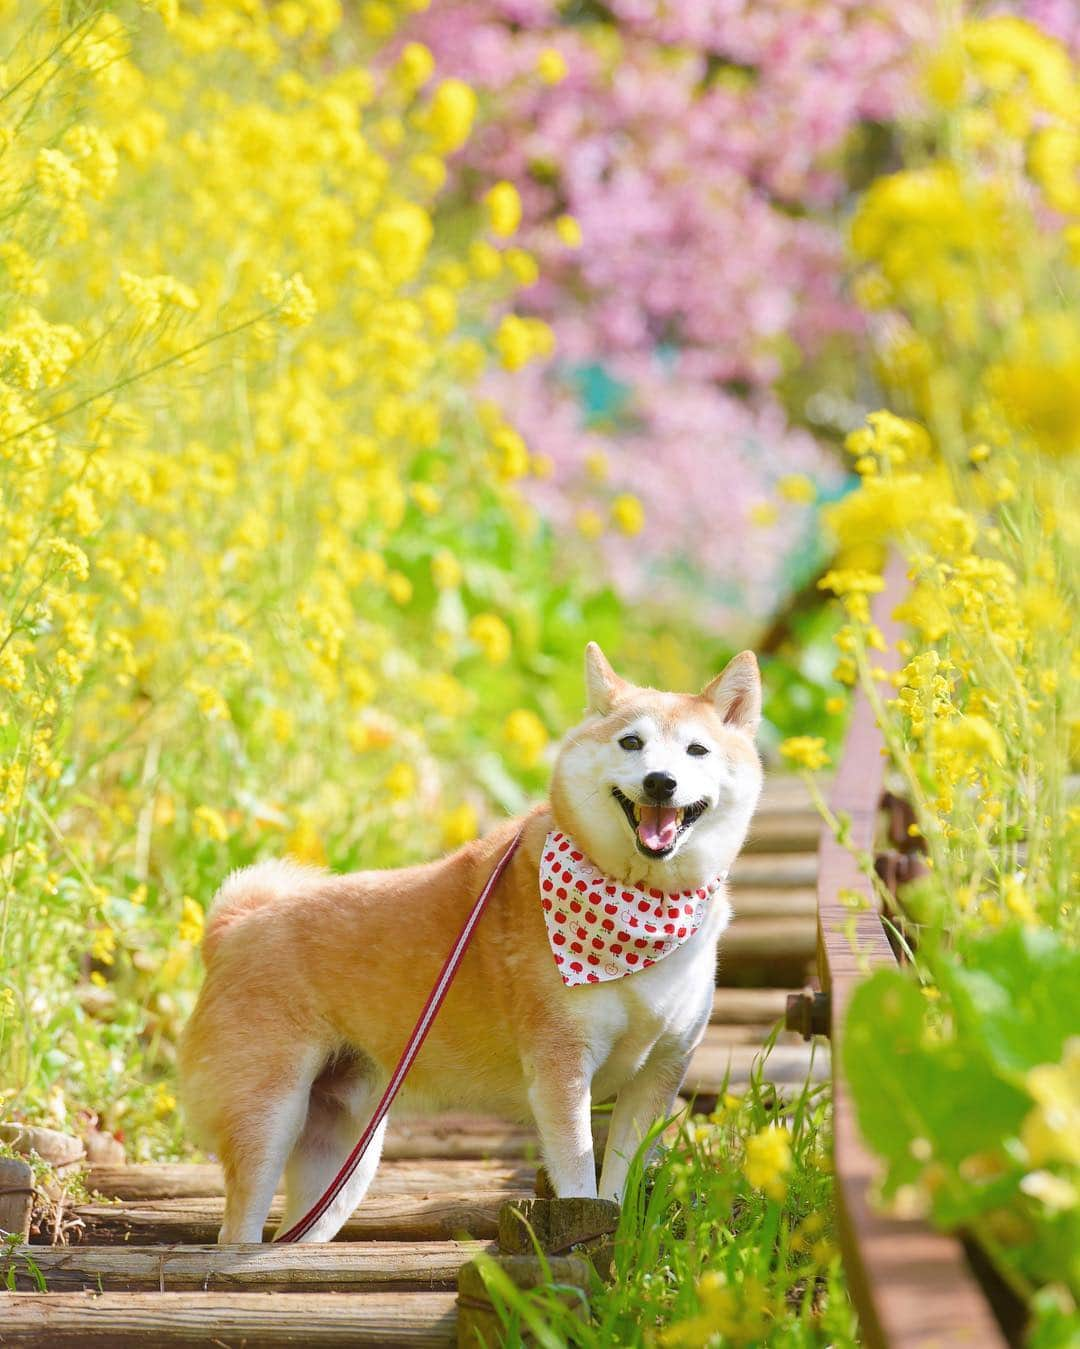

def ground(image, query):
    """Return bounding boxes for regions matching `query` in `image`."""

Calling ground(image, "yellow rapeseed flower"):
[555,214,582,248]
[503,708,549,768]
[779,736,831,772]
[192,804,229,843]
[611,493,644,535]
[777,473,817,504]
[743,1123,793,1200]
[384,761,416,800]
[536,48,568,85]
[178,897,204,945]
[485,181,522,238]
[431,549,463,589]
[469,612,512,665]
[441,802,478,849]
[425,78,477,154]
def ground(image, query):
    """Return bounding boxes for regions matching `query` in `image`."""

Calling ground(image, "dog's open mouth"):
[611,787,708,859]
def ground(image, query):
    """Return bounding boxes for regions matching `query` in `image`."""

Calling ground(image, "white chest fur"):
[562,888,732,1103]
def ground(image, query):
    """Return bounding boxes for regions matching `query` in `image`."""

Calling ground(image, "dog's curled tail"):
[203,857,326,963]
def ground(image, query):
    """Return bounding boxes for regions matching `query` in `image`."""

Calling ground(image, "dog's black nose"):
[643,771,677,800]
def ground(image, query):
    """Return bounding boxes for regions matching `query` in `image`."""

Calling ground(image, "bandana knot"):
[539,829,728,988]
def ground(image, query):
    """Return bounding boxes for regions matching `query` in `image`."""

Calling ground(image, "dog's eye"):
[687,743,709,757]
[618,734,643,751]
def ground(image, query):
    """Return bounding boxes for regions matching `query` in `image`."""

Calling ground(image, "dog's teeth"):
[633,804,643,822]
[676,808,684,825]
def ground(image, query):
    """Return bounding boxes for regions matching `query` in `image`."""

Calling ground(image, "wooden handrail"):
[815,553,1009,1349]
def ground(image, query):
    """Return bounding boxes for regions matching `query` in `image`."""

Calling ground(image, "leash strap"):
[275,828,524,1242]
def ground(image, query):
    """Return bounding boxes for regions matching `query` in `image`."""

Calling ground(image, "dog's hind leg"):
[273,1051,388,1243]
[215,1045,323,1243]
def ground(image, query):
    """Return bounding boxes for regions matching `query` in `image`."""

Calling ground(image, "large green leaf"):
[844,970,1031,1202]
[935,926,1080,1075]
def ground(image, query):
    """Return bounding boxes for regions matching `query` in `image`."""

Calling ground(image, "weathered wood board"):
[2,1240,490,1292]
[0,1291,459,1346]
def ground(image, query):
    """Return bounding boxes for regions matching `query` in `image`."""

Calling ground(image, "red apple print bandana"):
[539,830,727,988]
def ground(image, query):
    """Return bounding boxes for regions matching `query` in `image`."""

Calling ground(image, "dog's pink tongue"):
[638,805,679,851]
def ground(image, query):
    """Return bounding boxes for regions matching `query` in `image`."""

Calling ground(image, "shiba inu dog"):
[179,643,763,1242]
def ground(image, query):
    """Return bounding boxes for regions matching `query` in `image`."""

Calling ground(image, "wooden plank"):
[700,1022,779,1046]
[71,1192,528,1246]
[383,1115,539,1160]
[382,1112,610,1160]
[820,552,1007,1349]
[711,987,790,1023]
[720,915,817,964]
[0,1291,457,1346]
[730,852,818,887]
[742,810,819,853]
[756,776,818,811]
[88,1160,534,1203]
[685,1031,828,1096]
[730,887,816,919]
[2,1240,490,1293]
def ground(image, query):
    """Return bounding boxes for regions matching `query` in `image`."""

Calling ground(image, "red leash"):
[275,828,523,1242]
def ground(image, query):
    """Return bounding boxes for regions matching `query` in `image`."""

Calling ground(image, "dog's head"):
[549,643,763,890]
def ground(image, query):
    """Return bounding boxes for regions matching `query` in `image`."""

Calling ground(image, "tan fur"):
[179,649,763,1241]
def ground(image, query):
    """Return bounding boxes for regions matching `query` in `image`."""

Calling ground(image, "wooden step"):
[88,1160,534,1203]
[710,987,790,1023]
[2,1240,489,1293]
[0,1290,457,1345]
[756,776,817,812]
[71,1192,527,1246]
[729,888,816,919]
[742,810,819,853]
[382,1115,539,1161]
[719,915,816,966]
[685,1031,828,1097]
[731,852,817,887]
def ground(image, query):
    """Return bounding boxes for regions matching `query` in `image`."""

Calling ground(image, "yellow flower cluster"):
[1022,1042,1080,1170]
[0,0,565,1131]
[828,15,1079,936]
[779,737,830,773]
[662,1269,779,1347]
[742,1122,793,1201]
[853,18,1080,459]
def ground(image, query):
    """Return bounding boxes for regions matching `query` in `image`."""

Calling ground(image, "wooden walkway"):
[0,779,825,1346]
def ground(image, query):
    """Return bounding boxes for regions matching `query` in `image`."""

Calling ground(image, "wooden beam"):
[87,1160,534,1203]
[742,811,819,853]
[710,987,791,1024]
[730,852,818,887]
[72,1192,529,1246]
[719,915,816,965]
[729,888,816,919]
[382,1115,539,1160]
[820,553,1007,1348]
[755,776,817,811]
[380,1112,610,1161]
[685,1034,827,1097]
[1,1240,490,1292]
[0,1291,457,1346]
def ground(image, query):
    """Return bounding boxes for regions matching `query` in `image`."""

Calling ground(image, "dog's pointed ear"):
[702,651,762,736]
[585,642,627,715]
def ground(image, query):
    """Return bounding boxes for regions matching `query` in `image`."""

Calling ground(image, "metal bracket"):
[785,989,831,1040]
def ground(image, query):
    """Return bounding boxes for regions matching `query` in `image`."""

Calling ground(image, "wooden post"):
[0,1158,34,1240]
[456,1254,589,1347]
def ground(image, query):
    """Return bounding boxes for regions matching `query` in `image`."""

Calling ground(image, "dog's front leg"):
[526,1056,597,1198]
[598,1043,690,1202]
